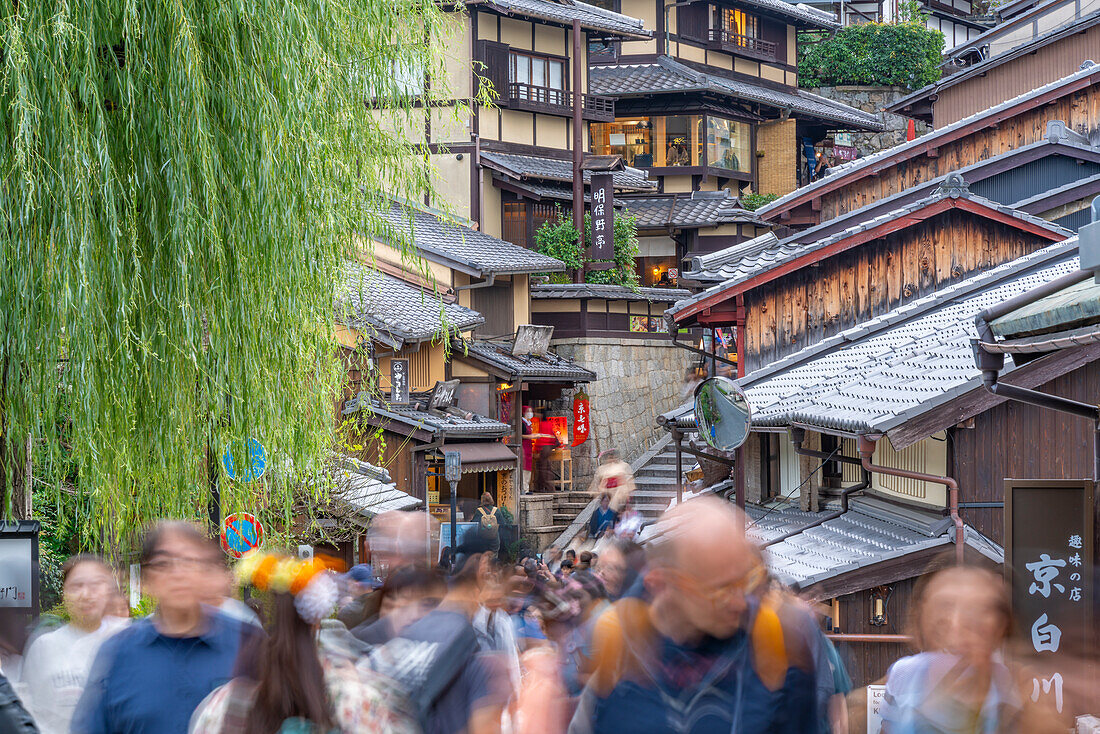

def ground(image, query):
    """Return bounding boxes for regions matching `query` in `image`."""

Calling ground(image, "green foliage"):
[740,193,779,211]
[582,211,641,288]
[533,208,584,283]
[533,209,642,287]
[798,21,945,90]
[1,2,471,550]
[132,595,157,618]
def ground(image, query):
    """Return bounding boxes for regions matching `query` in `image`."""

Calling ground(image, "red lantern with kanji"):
[572,391,590,446]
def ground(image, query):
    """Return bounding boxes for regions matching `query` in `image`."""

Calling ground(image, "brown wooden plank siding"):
[933,25,1100,127]
[819,82,1100,221]
[742,212,1045,372]
[949,358,1100,547]
[831,576,918,687]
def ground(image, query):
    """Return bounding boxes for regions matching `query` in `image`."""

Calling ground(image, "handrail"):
[707,29,777,58]
[506,83,615,117]
[549,432,673,550]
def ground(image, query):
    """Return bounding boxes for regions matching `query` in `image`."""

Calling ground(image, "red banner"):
[572,392,590,446]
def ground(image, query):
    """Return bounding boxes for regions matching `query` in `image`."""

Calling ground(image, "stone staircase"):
[547,433,683,550]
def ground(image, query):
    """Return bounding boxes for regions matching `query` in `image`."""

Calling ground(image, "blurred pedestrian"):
[879,565,1063,734]
[203,560,260,627]
[471,492,502,556]
[364,551,509,734]
[190,552,414,733]
[352,565,444,645]
[588,450,635,513]
[72,521,260,734]
[336,563,382,631]
[570,497,821,734]
[588,494,617,540]
[22,555,127,734]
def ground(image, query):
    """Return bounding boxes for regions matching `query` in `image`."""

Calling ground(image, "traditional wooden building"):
[756,61,1100,229]
[802,0,988,46]
[661,236,1100,686]
[666,175,1071,373]
[890,0,1100,126]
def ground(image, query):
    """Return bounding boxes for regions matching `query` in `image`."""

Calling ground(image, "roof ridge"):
[738,237,1080,388]
[757,61,1100,218]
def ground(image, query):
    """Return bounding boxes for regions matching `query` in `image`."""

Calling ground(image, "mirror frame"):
[693,376,752,451]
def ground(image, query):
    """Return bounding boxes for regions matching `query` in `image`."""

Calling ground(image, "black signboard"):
[390,359,410,405]
[589,173,614,260]
[1005,479,1095,717]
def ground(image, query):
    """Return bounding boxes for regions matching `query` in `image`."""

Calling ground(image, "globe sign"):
[223,438,266,483]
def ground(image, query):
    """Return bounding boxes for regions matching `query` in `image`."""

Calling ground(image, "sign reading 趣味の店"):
[589,173,614,261]
[1005,479,1094,717]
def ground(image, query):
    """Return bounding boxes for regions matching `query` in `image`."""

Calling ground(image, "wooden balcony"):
[506,82,615,122]
[706,29,777,62]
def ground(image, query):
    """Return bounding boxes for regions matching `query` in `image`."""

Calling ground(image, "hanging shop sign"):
[590,174,614,260]
[223,438,266,483]
[572,392,590,446]
[391,358,410,406]
[220,512,265,558]
[1005,479,1095,717]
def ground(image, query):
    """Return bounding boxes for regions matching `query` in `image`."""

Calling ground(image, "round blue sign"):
[223,438,266,483]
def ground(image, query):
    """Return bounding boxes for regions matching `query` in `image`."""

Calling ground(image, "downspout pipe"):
[857,435,965,566]
[455,272,496,291]
[763,428,870,547]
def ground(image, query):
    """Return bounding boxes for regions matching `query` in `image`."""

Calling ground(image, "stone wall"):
[806,86,933,157]
[550,337,694,489]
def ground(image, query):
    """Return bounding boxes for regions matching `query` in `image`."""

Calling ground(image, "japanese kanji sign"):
[391,358,410,405]
[571,391,590,447]
[589,173,614,260]
[1005,479,1094,716]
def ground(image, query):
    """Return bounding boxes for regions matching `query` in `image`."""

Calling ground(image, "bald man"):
[568,497,824,734]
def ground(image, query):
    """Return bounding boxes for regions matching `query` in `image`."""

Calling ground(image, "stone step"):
[631,489,680,498]
[526,523,569,534]
[555,501,589,511]
[553,514,576,525]
[634,475,678,486]
[638,465,679,476]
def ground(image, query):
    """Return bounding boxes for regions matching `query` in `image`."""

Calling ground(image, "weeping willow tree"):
[1,1,474,550]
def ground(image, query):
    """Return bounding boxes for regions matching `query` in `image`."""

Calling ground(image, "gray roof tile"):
[452,338,598,381]
[379,201,566,275]
[590,57,882,129]
[339,265,483,349]
[622,190,769,230]
[346,393,512,438]
[758,61,1100,219]
[474,0,651,37]
[531,282,691,302]
[480,151,656,190]
[736,0,838,27]
[330,458,421,517]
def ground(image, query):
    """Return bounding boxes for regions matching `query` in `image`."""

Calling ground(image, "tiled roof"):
[736,239,1081,436]
[378,201,566,276]
[480,151,656,190]
[339,265,482,349]
[736,0,838,27]
[668,178,1072,317]
[345,393,512,438]
[757,61,1100,219]
[473,0,651,38]
[531,282,691,302]
[622,190,769,230]
[329,458,421,518]
[747,497,1001,590]
[589,57,882,130]
[452,338,598,381]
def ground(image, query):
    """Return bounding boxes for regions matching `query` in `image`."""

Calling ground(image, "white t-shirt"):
[20,617,128,734]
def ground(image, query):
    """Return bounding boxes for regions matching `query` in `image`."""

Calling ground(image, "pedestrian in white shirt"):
[21,555,126,734]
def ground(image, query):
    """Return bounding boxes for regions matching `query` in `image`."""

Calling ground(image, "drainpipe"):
[857,435,965,566]
[455,272,496,291]
[763,428,870,547]
[734,294,747,512]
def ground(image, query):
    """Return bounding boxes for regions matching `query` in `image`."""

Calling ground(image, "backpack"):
[477,506,499,534]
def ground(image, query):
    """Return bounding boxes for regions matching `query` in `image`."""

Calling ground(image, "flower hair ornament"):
[235,551,338,625]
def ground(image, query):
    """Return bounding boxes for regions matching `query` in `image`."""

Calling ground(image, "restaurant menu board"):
[1005,479,1095,717]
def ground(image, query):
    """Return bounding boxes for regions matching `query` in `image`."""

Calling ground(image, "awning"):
[431,442,518,474]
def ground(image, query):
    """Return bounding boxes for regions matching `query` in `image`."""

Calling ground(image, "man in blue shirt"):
[72,522,257,734]
[569,498,823,734]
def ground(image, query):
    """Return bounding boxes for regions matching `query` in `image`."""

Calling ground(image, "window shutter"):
[677,3,708,40]
[477,40,511,103]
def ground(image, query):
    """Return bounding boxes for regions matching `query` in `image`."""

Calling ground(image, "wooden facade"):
[724,203,1065,372]
[766,69,1100,227]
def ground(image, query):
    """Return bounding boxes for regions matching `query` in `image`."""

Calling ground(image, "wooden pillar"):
[572,19,584,284]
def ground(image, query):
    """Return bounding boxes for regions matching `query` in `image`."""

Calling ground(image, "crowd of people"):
[0,497,1085,733]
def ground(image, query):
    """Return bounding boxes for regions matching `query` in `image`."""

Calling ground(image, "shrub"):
[533,208,641,288]
[798,20,944,90]
[740,192,779,211]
